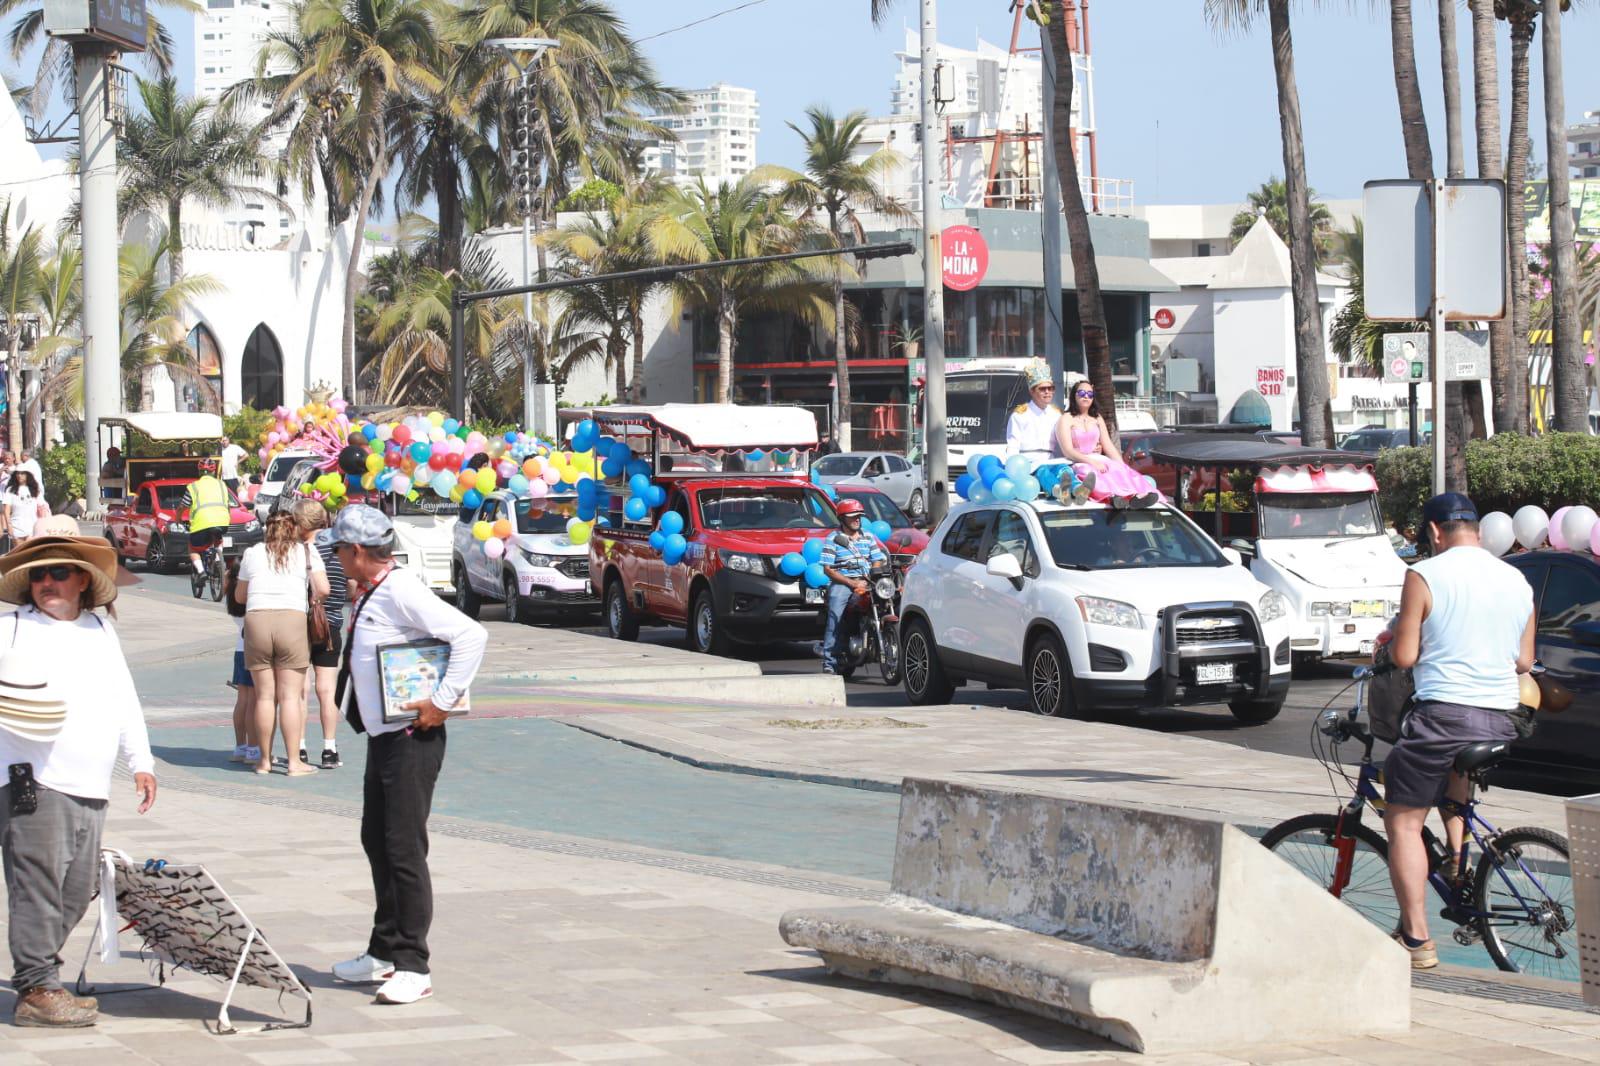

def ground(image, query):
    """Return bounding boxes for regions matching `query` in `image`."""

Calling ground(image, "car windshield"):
[514,498,578,533]
[697,486,835,530]
[812,455,864,477]
[1260,493,1383,539]
[383,494,454,519]
[838,490,909,528]
[1039,508,1225,569]
[267,454,307,481]
[945,373,1024,446]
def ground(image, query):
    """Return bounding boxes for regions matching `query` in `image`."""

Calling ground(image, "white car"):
[811,451,926,518]
[389,496,457,595]
[899,498,1293,722]
[254,449,316,521]
[451,490,597,622]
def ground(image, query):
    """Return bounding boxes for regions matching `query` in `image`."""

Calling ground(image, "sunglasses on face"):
[1075,389,1095,398]
[29,565,79,584]
[1033,384,1055,391]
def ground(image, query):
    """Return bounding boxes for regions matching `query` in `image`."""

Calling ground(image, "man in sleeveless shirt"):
[1385,493,1536,969]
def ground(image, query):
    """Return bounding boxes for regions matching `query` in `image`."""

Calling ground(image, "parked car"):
[1339,426,1426,454]
[898,498,1292,722]
[452,491,597,622]
[1503,551,1600,787]
[105,478,261,571]
[832,485,928,566]
[254,449,317,521]
[812,451,926,518]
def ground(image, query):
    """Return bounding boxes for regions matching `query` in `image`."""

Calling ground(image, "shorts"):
[1383,700,1518,809]
[189,528,224,551]
[243,609,311,672]
[310,625,343,669]
[231,650,254,688]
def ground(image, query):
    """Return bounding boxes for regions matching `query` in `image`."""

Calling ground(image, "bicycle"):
[1261,666,1578,980]
[190,541,225,603]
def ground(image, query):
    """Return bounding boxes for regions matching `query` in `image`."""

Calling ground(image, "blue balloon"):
[1015,475,1041,501]
[608,441,631,464]
[869,520,893,541]
[779,551,806,577]
[648,485,667,508]
[508,474,529,495]
[628,473,652,498]
[801,538,824,565]
[577,502,597,522]
[573,418,599,450]
[663,533,687,565]
[804,563,829,589]
[1004,455,1031,482]
[625,459,651,479]
[461,488,482,509]
[954,473,974,499]
[601,458,624,478]
[990,476,1016,501]
[504,430,518,443]
[658,510,685,536]
[362,424,379,441]
[556,481,576,494]
[442,418,459,434]
[648,530,666,551]
[969,482,992,504]
[624,497,648,522]
[977,454,1002,480]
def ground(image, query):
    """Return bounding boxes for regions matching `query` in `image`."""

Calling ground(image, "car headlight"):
[719,551,766,575]
[522,550,555,568]
[873,576,897,600]
[1259,589,1287,623]
[1076,595,1143,629]
[167,521,188,533]
[1309,601,1351,618]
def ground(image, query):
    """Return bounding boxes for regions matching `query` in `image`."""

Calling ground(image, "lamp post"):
[484,37,559,433]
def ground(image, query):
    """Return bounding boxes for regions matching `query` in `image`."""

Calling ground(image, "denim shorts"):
[231,650,254,688]
[1383,700,1517,809]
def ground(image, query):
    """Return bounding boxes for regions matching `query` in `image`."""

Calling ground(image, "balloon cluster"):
[1483,504,1600,557]
[953,454,1050,503]
[259,400,353,476]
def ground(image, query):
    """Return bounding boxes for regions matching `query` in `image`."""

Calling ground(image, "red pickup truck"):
[104,477,261,572]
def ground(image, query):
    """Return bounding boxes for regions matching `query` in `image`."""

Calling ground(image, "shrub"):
[1375,433,1600,530]
[224,406,276,473]
[41,442,86,510]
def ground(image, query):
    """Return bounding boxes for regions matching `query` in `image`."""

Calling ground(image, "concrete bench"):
[780,778,1410,1054]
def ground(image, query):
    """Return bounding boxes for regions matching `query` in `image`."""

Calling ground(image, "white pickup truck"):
[450,490,597,623]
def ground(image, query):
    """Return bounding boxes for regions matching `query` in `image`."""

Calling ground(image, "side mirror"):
[1228,538,1255,556]
[1573,619,1600,648]
[986,553,1024,582]
[1220,547,1243,567]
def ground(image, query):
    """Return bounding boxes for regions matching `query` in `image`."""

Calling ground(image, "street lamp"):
[484,36,559,434]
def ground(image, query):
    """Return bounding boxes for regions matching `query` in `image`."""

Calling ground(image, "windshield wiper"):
[1053,561,1092,571]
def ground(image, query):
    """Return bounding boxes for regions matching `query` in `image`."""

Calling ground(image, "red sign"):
[1153,307,1175,329]
[941,225,989,291]
[1256,366,1287,397]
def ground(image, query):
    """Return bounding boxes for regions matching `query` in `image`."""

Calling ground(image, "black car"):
[1339,427,1427,454]
[1501,550,1600,789]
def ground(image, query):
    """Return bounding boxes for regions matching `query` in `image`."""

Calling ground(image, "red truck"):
[587,405,838,655]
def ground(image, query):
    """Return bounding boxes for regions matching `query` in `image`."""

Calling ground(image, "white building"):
[1136,199,1362,260]
[1570,109,1600,178]
[641,84,760,189]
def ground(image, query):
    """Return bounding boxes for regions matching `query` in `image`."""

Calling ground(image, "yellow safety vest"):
[187,476,231,532]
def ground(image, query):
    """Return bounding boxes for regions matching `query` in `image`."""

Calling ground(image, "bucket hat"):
[0,650,67,740]
[0,536,119,608]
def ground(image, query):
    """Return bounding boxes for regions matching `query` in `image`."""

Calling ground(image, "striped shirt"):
[819,530,888,579]
[314,532,349,626]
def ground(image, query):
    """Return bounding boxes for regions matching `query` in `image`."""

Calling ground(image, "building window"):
[241,324,284,409]
[1197,241,1213,256]
[207,0,233,7]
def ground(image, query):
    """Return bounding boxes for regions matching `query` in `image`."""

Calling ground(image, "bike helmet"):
[835,498,866,519]
[199,457,219,474]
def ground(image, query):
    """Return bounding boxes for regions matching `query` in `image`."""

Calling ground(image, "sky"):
[12,0,1600,209]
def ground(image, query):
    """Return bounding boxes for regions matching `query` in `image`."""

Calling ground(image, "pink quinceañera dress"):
[1070,426,1155,500]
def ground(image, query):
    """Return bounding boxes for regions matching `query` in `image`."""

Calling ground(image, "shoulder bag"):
[306,543,331,650]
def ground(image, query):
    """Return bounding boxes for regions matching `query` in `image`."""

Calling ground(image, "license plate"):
[1196,662,1235,685]
[1352,599,1386,618]
[1359,640,1376,657]
[805,587,825,604]
[222,536,233,548]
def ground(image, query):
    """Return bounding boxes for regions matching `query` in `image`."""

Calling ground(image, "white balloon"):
[1512,504,1549,550]
[1479,511,1515,556]
[1561,505,1599,554]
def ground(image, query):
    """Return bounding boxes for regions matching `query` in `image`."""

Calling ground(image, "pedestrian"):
[236,510,329,776]
[1,471,45,550]
[13,454,41,492]
[0,527,156,1028]
[297,499,346,769]
[1384,492,1536,970]
[219,436,247,496]
[223,558,258,765]
[327,505,485,1005]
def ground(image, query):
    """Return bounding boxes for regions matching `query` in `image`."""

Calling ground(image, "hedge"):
[1375,433,1600,530]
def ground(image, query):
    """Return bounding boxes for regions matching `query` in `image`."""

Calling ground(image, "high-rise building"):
[1570,110,1600,179]
[642,84,760,189]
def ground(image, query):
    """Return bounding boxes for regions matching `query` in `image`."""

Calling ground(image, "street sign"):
[1153,307,1175,329]
[1362,180,1507,321]
[941,225,988,291]
[1380,331,1490,383]
[43,0,147,52]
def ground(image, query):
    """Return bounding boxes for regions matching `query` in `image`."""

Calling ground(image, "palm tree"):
[30,241,80,444]
[119,77,283,284]
[1206,1,1332,447]
[777,107,910,449]
[1470,0,1515,433]
[0,197,42,451]
[648,178,831,404]
[118,240,225,410]
[546,211,633,400]
[1499,0,1540,433]
[2,0,188,117]
[1438,0,1465,179]
[1389,0,1434,180]
[1540,0,1585,432]
[1228,177,1336,257]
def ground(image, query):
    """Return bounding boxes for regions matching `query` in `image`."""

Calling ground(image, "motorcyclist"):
[185,457,232,574]
[819,497,887,676]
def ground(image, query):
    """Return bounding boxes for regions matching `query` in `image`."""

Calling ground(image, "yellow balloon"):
[361,472,376,490]
[567,520,592,545]
[364,452,383,474]
[428,411,445,427]
[474,468,497,493]
[449,486,464,503]
[472,521,492,541]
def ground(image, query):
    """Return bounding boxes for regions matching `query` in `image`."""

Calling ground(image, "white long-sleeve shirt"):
[349,567,487,736]
[1004,401,1062,461]
[0,607,155,800]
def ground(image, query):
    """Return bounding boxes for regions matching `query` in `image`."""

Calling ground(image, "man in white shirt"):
[218,437,248,494]
[1004,359,1063,463]
[325,506,485,1006]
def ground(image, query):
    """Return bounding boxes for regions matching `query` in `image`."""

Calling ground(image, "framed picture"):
[376,639,470,724]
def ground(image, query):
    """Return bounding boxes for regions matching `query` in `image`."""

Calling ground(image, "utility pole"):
[919,0,950,524]
[1038,10,1065,393]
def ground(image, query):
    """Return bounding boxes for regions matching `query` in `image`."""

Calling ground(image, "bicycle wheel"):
[1474,827,1578,982]
[1261,814,1398,933]
[189,562,204,599]
[207,556,225,602]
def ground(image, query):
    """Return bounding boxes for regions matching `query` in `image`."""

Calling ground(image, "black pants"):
[361,726,446,973]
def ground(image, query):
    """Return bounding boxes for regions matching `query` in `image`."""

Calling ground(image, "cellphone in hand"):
[8,763,36,816]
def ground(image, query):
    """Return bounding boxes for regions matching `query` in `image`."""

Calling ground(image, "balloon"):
[472,520,492,541]
[779,551,806,577]
[648,485,667,508]
[977,454,1002,483]
[1479,511,1515,556]
[567,518,593,545]
[577,502,597,522]
[474,468,497,494]
[662,532,687,564]
[362,424,379,441]
[648,531,666,552]
[868,520,893,541]
[409,441,430,463]
[801,538,824,565]
[804,562,829,589]
[1513,505,1549,550]
[1592,521,1600,557]
[443,418,459,434]
[624,497,649,522]
[393,425,412,445]
[507,474,529,496]
[1015,475,1042,501]
[522,457,543,479]
[1549,506,1573,550]
[990,476,1015,501]
[967,454,990,477]
[364,452,384,475]
[432,472,455,496]
[1561,505,1598,553]
[954,473,974,499]
[629,473,652,498]
[392,475,411,495]
[492,519,513,539]
[427,411,444,428]
[338,445,368,476]
[1004,455,1030,482]
[527,478,549,499]
[969,483,992,504]
[483,537,505,560]
[541,465,562,485]
[608,441,631,464]
[626,459,651,480]
[658,510,685,536]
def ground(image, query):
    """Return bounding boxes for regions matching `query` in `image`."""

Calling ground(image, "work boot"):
[12,987,97,1027]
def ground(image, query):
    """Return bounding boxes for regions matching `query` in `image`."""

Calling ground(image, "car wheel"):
[901,618,955,705]
[503,573,527,625]
[147,533,169,573]
[605,579,640,641]
[907,489,925,519]
[688,589,732,656]
[453,564,481,619]
[1027,633,1077,717]
[1229,698,1284,724]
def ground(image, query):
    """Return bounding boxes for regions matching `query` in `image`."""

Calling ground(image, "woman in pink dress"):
[1053,381,1158,507]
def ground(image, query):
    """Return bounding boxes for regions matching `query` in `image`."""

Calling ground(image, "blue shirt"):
[819,530,888,579]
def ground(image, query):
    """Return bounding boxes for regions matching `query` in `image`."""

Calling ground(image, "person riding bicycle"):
[1384,492,1536,969]
[185,458,232,575]
[818,497,887,676]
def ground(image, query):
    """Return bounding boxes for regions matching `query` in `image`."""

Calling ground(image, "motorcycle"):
[835,563,902,685]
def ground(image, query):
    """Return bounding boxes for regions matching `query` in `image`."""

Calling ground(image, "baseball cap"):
[1422,492,1478,526]
[327,504,395,548]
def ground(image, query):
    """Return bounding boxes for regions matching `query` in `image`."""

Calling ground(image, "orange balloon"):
[492,519,512,539]
[456,470,476,488]
[522,457,543,478]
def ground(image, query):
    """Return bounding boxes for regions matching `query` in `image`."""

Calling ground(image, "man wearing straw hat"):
[0,522,156,1027]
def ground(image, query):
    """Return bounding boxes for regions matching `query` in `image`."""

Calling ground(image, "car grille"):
[1174,613,1248,645]
[555,557,589,580]
[529,587,596,603]
[422,550,451,571]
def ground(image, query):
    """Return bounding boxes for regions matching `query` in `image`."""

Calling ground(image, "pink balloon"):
[1550,506,1573,550]
[541,465,562,485]
[497,460,517,479]
[483,538,505,560]
[528,478,549,499]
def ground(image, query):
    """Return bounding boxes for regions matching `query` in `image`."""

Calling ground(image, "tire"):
[453,564,481,619]
[605,579,640,641]
[907,489,926,519]
[148,534,171,574]
[1026,634,1076,718]
[877,622,902,686]
[1229,697,1284,724]
[901,618,954,705]
[207,556,225,602]
[503,573,527,625]
[1474,827,1578,981]
[1261,814,1398,934]
[688,589,732,656]
[105,532,123,565]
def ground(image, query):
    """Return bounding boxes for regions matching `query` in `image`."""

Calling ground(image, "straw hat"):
[0,536,119,608]
[0,650,67,740]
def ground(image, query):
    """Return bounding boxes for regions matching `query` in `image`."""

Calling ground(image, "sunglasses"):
[28,565,79,584]
[1075,389,1095,397]
[1033,384,1055,391]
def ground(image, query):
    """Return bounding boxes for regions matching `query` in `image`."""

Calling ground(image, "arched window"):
[1226,389,1272,427]
[241,324,283,410]
[186,322,222,380]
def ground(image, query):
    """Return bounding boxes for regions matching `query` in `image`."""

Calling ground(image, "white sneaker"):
[375,970,432,1004]
[228,745,248,763]
[331,953,394,984]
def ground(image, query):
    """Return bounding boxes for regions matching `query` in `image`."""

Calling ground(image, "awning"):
[588,404,819,451]
[100,413,224,442]
[1149,434,1360,469]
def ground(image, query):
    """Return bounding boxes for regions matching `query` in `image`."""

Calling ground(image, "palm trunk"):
[342,156,387,403]
[628,292,646,402]
[166,199,184,286]
[1390,0,1434,180]
[1542,1,1585,433]
[1045,17,1116,432]
[717,289,735,404]
[1439,0,1465,180]
[829,207,853,450]
[4,335,20,455]
[435,124,462,278]
[1471,0,1513,436]
[1265,0,1331,447]
[1506,15,1534,431]
[613,328,626,401]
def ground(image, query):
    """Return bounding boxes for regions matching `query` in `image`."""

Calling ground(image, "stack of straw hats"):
[0,651,66,740]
